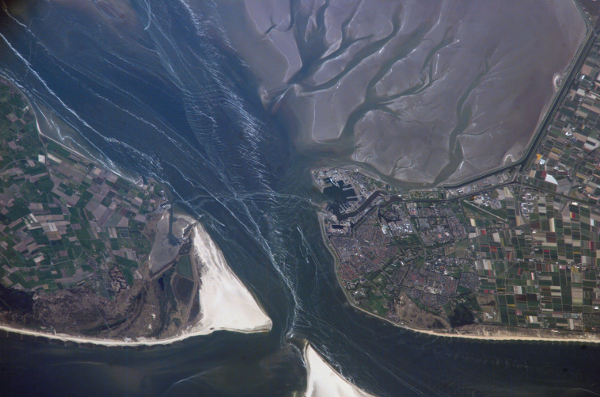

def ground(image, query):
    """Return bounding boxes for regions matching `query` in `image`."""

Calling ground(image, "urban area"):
[313,40,600,335]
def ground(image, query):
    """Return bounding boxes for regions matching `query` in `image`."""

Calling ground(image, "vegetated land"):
[0,78,200,340]
[313,39,600,339]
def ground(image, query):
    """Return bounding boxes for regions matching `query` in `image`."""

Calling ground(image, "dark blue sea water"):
[0,1,599,396]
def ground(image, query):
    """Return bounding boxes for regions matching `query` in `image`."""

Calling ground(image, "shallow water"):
[0,1,599,396]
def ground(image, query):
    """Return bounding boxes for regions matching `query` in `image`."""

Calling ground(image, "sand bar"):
[0,223,272,347]
[303,343,376,397]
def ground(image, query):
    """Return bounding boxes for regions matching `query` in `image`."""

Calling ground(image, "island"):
[312,36,600,341]
[0,77,271,344]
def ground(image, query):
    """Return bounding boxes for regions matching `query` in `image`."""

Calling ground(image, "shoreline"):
[350,300,600,344]
[0,224,272,347]
[34,109,143,186]
[303,342,376,397]
[0,75,88,167]
[0,322,270,347]
[185,223,273,337]
[316,214,600,345]
[0,75,272,348]
[0,72,142,186]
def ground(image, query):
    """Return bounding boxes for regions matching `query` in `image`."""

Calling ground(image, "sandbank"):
[303,343,376,397]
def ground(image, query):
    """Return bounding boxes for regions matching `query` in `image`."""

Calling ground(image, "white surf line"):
[303,343,377,397]
[0,223,272,347]
[0,72,148,194]
[0,32,120,171]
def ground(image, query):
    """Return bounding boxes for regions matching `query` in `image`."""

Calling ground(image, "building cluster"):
[316,159,600,331]
[407,203,467,246]
[379,205,414,236]
[402,267,459,310]
[312,168,373,214]
[445,170,515,199]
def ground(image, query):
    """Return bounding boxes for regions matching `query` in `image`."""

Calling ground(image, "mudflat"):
[218,0,587,185]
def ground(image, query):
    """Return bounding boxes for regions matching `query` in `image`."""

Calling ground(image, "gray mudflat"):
[148,212,178,274]
[218,0,587,185]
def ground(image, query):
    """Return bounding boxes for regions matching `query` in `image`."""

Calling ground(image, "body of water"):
[0,1,599,396]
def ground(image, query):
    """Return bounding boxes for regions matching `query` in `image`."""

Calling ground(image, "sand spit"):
[185,223,273,335]
[303,344,376,397]
[0,223,272,347]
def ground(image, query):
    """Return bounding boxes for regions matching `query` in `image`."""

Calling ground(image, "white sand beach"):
[185,223,273,335]
[350,304,600,344]
[303,343,376,397]
[0,223,272,346]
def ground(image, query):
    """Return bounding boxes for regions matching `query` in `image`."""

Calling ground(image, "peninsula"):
[0,77,271,344]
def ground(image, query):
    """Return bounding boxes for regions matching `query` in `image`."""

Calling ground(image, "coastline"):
[0,71,142,186]
[34,109,142,186]
[184,223,273,336]
[0,75,91,173]
[0,224,272,347]
[316,213,600,345]
[0,76,272,347]
[350,299,600,344]
[303,342,376,397]
[0,321,270,347]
